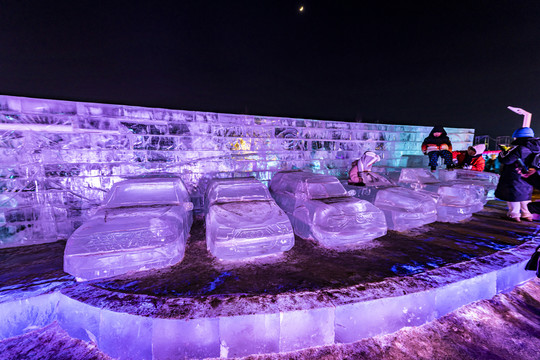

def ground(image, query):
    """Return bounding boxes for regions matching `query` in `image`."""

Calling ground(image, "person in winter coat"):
[485,154,501,173]
[421,126,453,172]
[348,151,381,186]
[453,144,486,171]
[495,127,540,222]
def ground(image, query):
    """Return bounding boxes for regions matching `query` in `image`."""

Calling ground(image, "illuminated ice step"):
[396,168,486,223]
[270,170,387,247]
[205,177,294,260]
[63,176,193,281]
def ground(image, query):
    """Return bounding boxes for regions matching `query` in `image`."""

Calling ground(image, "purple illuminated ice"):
[64,176,193,281]
[343,172,438,232]
[343,153,437,231]
[269,170,387,247]
[205,177,294,260]
[397,168,483,222]
[438,169,499,200]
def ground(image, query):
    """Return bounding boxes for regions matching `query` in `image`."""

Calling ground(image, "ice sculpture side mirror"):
[347,189,356,197]
[183,202,194,211]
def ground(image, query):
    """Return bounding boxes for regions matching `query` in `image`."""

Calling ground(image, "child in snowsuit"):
[421,126,453,172]
[348,151,381,186]
[453,144,486,171]
[495,127,540,222]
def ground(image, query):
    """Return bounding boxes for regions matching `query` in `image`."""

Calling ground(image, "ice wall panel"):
[152,317,220,359]
[334,290,436,343]
[0,95,474,247]
[279,307,335,352]
[219,313,280,358]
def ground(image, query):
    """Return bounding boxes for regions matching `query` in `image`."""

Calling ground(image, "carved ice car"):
[205,177,294,260]
[269,170,387,247]
[396,168,485,222]
[438,169,499,201]
[64,177,193,281]
[342,172,438,232]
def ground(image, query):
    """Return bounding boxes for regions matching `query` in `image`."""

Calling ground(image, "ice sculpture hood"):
[356,151,381,172]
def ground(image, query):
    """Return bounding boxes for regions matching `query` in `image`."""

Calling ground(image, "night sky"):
[1,1,539,139]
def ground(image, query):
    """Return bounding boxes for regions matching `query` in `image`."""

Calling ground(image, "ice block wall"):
[0,95,474,247]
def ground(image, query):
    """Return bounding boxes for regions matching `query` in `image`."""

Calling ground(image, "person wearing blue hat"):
[495,127,540,221]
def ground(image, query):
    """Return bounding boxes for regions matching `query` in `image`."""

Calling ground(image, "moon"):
[299,5,304,12]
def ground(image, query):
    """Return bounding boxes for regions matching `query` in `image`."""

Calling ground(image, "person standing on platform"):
[495,127,540,222]
[421,126,454,172]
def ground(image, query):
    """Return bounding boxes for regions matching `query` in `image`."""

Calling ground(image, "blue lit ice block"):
[205,177,294,260]
[64,177,193,281]
[438,169,499,201]
[270,170,387,248]
[342,172,437,232]
[397,168,482,223]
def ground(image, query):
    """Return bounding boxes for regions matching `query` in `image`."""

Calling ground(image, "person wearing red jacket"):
[421,126,453,172]
[453,144,486,171]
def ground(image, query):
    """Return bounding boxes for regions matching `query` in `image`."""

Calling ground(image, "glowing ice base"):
[397,168,485,223]
[64,177,193,281]
[270,170,387,247]
[205,177,294,260]
[342,172,438,232]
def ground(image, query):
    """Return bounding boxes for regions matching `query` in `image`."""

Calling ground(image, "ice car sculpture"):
[269,170,387,247]
[343,152,437,231]
[396,168,485,222]
[64,176,193,281]
[343,173,438,232]
[205,177,294,260]
[438,169,499,200]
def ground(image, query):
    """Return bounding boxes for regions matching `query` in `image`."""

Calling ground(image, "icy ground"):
[0,278,538,360]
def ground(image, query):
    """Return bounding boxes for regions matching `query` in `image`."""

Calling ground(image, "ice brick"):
[279,307,334,352]
[219,313,280,358]
[152,317,220,359]
[56,293,100,344]
[0,293,58,340]
[99,308,153,360]
[335,290,436,343]
[434,272,497,317]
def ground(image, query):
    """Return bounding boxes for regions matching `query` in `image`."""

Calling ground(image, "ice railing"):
[0,95,474,247]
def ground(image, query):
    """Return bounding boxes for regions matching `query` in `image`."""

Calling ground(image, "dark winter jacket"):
[495,137,540,202]
[421,126,453,154]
